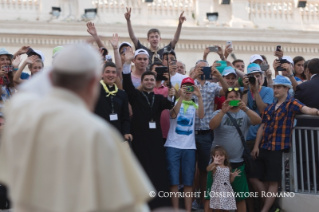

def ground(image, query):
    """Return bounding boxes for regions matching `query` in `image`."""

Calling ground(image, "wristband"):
[287,73,294,78]
[13,68,19,71]
[243,90,249,95]
[244,107,250,112]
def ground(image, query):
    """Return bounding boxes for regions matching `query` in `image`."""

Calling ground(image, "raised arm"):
[211,65,228,96]
[238,100,262,125]
[170,86,186,119]
[170,11,186,48]
[193,85,204,119]
[13,46,30,59]
[87,22,105,48]
[13,55,37,85]
[124,7,138,48]
[203,47,210,61]
[122,48,138,101]
[109,33,123,79]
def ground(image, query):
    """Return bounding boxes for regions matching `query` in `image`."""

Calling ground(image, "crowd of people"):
[0,7,319,212]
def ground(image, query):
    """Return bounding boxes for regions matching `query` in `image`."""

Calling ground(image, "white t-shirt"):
[165,102,197,149]
[170,73,187,91]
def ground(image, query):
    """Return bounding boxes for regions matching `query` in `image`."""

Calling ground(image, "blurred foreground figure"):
[0,44,153,212]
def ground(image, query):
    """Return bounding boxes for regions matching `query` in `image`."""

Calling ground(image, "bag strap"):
[225,112,250,152]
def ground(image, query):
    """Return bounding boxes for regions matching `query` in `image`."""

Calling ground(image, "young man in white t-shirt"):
[164,77,204,212]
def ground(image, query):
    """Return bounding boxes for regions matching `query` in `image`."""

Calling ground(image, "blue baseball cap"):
[247,63,262,74]
[273,75,292,89]
[0,48,13,59]
[222,66,237,77]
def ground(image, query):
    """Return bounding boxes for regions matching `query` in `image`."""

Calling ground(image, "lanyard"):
[142,92,155,121]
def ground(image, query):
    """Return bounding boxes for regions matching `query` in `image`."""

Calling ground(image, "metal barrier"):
[281,114,319,194]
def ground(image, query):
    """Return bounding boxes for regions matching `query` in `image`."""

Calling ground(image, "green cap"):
[52,46,64,58]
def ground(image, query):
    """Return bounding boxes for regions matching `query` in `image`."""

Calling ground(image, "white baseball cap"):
[249,54,263,64]
[134,49,149,58]
[282,56,294,65]
[119,42,132,51]
[52,43,102,76]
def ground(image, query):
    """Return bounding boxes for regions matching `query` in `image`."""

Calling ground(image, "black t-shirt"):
[136,40,174,65]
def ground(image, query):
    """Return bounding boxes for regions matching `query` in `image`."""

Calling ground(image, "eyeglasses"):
[227,87,240,92]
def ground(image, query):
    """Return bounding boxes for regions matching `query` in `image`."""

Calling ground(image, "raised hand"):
[212,156,221,165]
[224,44,233,58]
[16,46,30,55]
[274,47,283,58]
[109,33,119,49]
[25,55,38,64]
[193,85,201,97]
[211,66,222,79]
[179,11,186,24]
[124,7,131,21]
[238,100,247,111]
[221,100,232,114]
[124,47,134,64]
[87,22,98,37]
[180,85,187,98]
[231,168,241,177]
[12,55,22,68]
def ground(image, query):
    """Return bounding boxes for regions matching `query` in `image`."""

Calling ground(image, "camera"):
[276,59,289,71]
[248,75,256,84]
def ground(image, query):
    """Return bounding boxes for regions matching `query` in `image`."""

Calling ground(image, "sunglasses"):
[227,87,240,92]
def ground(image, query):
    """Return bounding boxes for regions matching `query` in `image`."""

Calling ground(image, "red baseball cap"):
[181,77,195,85]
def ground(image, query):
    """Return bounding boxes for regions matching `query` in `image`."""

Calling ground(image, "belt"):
[195,130,211,135]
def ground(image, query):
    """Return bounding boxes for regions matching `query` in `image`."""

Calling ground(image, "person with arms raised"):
[122,48,176,210]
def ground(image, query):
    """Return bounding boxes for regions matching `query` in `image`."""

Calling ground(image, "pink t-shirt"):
[154,84,170,139]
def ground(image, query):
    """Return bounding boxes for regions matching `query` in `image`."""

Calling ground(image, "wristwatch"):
[287,73,294,78]
[243,90,249,95]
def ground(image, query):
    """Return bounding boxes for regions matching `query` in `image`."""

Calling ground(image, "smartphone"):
[229,100,240,107]
[26,47,34,56]
[186,86,194,92]
[208,46,219,52]
[3,66,13,73]
[155,66,168,81]
[201,67,213,80]
[276,45,281,51]
[226,41,232,48]
[260,64,269,71]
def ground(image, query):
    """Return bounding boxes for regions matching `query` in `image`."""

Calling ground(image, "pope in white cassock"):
[0,44,153,212]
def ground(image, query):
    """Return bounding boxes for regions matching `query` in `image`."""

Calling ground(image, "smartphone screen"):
[170,60,177,66]
[229,100,240,106]
[260,64,269,71]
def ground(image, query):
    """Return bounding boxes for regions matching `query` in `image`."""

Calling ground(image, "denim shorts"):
[165,147,196,186]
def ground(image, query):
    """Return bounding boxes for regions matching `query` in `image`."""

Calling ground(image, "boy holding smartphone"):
[164,77,204,212]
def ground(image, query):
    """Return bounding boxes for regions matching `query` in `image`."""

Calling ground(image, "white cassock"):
[0,87,154,212]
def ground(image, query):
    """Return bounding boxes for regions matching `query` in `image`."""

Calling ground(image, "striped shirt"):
[260,97,304,151]
[193,80,222,130]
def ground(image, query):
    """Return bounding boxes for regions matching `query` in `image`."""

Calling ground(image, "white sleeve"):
[122,63,131,74]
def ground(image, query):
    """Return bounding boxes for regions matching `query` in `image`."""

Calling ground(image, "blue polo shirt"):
[240,86,274,140]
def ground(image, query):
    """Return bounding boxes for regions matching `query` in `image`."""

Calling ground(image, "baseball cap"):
[273,75,292,89]
[134,49,149,58]
[181,77,195,85]
[247,63,262,74]
[52,46,64,58]
[27,49,45,62]
[53,43,102,76]
[163,49,176,58]
[222,66,237,77]
[119,42,132,51]
[249,54,263,64]
[282,56,294,65]
[0,48,13,59]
